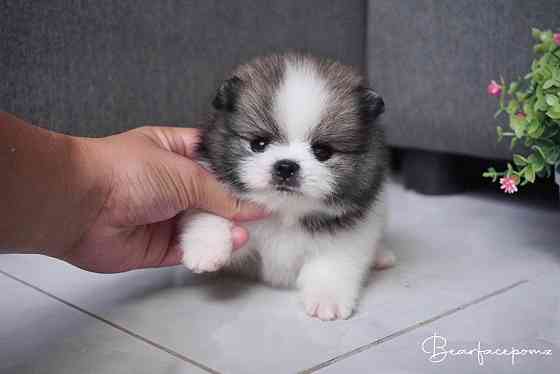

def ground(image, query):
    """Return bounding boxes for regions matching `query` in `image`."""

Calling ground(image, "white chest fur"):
[180,190,388,321]
[237,196,386,287]
[242,214,312,286]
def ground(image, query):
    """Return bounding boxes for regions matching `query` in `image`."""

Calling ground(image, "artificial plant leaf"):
[547,148,560,164]
[508,82,519,95]
[529,153,545,172]
[528,119,545,138]
[513,154,528,166]
[535,43,548,54]
[543,79,555,89]
[546,110,560,119]
[545,94,559,106]
[510,115,526,137]
[507,100,519,114]
[532,145,548,161]
[540,30,553,43]
[524,165,536,183]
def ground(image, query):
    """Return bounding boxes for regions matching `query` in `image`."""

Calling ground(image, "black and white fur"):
[180,53,394,320]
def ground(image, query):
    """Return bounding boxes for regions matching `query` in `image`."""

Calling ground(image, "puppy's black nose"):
[273,159,300,180]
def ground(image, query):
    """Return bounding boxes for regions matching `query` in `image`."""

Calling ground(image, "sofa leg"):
[401,149,471,195]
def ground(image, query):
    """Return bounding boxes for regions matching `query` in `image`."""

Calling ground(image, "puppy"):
[180,53,393,320]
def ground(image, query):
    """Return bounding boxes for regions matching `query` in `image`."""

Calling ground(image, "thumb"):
[136,126,269,222]
[194,167,269,221]
[190,165,269,222]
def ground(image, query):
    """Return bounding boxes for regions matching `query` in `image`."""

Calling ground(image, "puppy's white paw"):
[302,290,355,321]
[183,247,231,273]
[180,212,233,274]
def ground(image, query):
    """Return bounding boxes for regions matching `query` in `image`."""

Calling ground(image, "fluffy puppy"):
[180,53,393,320]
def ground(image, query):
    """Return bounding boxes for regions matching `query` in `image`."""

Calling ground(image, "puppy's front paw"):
[183,245,231,273]
[302,290,355,321]
[180,213,233,274]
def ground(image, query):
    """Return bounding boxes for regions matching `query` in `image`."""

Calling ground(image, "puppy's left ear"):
[212,76,243,112]
[356,86,385,122]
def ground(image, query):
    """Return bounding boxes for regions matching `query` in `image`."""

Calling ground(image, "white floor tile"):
[1,182,559,373]
[319,276,560,373]
[0,273,208,374]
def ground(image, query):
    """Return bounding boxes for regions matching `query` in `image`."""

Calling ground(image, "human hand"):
[60,126,267,273]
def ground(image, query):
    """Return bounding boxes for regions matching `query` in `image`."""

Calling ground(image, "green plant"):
[483,28,560,193]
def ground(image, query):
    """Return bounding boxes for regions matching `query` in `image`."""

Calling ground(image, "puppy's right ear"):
[212,76,243,112]
[356,86,385,123]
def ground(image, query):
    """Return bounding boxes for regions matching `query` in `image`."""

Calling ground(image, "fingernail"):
[231,225,249,250]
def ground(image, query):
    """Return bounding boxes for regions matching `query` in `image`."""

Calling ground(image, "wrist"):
[0,113,111,257]
[50,135,113,257]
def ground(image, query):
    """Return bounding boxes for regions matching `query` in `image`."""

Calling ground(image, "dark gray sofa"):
[1,0,364,136]
[367,0,558,193]
[2,1,558,193]
[367,0,558,160]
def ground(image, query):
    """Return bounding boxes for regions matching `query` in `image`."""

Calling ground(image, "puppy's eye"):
[250,137,269,153]
[312,143,333,162]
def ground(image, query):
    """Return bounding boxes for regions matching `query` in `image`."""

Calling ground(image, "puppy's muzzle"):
[272,159,300,188]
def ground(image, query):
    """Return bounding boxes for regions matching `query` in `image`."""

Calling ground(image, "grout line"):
[299,279,529,374]
[0,269,222,374]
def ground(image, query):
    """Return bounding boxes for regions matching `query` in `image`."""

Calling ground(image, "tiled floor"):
[1,181,559,373]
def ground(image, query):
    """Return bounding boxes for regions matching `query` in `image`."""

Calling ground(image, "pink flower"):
[500,176,518,194]
[487,80,502,97]
[554,33,560,46]
[516,112,526,119]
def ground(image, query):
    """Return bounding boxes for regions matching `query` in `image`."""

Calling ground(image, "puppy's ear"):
[212,76,243,112]
[356,86,385,122]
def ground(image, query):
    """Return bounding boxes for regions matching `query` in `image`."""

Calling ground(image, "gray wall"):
[1,0,366,136]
